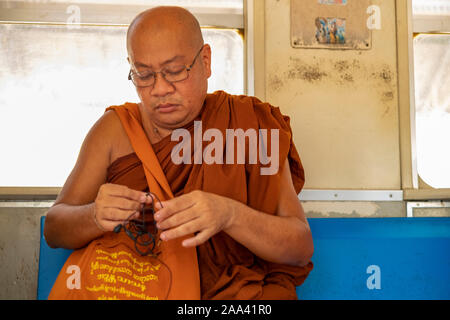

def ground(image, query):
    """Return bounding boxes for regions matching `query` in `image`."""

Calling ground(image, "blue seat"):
[37,216,73,300]
[38,216,450,300]
[297,217,450,300]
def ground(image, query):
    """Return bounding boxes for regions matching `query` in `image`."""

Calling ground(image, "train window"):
[413,34,450,188]
[0,1,244,188]
[412,0,450,188]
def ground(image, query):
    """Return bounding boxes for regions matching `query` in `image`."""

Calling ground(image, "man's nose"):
[150,72,175,96]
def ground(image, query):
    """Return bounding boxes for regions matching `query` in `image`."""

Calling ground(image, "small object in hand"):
[113,224,122,233]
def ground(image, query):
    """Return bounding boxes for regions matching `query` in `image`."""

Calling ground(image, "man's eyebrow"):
[134,55,184,69]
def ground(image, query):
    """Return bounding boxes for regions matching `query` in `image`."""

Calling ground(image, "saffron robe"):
[49,90,313,300]
[106,90,313,299]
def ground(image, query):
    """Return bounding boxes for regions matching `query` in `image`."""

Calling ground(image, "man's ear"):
[201,44,212,79]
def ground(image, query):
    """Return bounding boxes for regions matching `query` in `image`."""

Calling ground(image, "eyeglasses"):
[128,46,204,88]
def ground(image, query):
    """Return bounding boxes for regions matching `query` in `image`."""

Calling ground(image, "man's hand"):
[154,190,237,247]
[93,183,153,232]
[152,158,313,267]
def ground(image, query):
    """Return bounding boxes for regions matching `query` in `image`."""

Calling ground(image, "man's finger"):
[104,184,149,203]
[154,191,196,210]
[143,192,158,205]
[100,220,123,232]
[154,195,195,222]
[100,207,139,222]
[160,218,200,242]
[103,196,143,211]
[182,229,211,247]
[156,208,198,231]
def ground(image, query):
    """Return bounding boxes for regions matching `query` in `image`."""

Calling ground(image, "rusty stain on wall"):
[268,56,398,122]
[333,59,360,72]
[380,68,393,83]
[268,74,284,92]
[287,57,328,82]
[333,59,361,83]
[382,91,394,101]
[270,57,395,91]
[371,65,393,83]
[266,21,399,118]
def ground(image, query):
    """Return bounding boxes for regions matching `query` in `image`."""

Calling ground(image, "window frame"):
[0,0,249,198]
[0,1,244,29]
[398,0,450,201]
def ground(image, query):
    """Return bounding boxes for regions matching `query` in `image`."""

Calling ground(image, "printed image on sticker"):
[318,0,348,5]
[315,17,346,44]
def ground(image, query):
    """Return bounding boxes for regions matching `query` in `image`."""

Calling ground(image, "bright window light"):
[413,34,450,188]
[0,23,243,187]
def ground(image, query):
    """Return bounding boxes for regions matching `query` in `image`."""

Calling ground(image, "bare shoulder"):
[81,110,116,163]
[88,110,134,166]
[106,111,135,165]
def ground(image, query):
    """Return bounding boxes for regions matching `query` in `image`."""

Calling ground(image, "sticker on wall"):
[291,0,372,50]
[315,17,346,44]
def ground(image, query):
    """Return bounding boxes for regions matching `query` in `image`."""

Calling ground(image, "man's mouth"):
[156,103,179,113]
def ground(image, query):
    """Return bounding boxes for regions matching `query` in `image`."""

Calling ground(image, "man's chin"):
[154,112,193,129]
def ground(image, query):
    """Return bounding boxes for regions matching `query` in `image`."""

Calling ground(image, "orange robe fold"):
[48,98,201,300]
[49,90,313,300]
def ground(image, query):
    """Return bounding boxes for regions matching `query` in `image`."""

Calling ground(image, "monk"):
[44,6,313,300]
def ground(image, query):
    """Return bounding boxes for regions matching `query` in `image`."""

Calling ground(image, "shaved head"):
[127,6,204,61]
[125,6,212,135]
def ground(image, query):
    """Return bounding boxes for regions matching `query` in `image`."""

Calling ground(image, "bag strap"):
[105,103,201,300]
[106,104,173,200]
